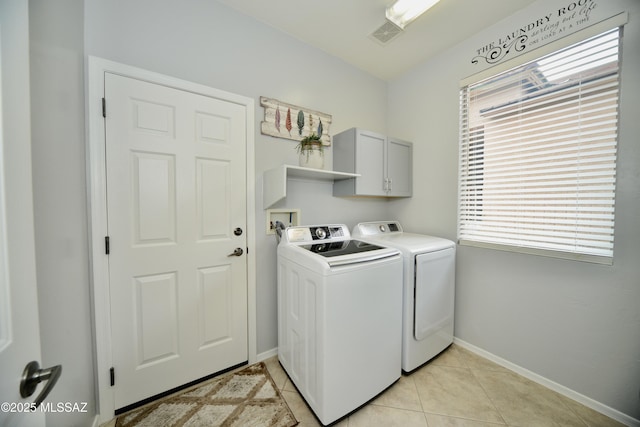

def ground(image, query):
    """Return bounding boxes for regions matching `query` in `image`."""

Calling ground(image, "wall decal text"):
[472,0,598,65]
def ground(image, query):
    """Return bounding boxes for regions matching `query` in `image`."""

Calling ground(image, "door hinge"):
[110,367,115,387]
[102,97,106,118]
[105,236,110,255]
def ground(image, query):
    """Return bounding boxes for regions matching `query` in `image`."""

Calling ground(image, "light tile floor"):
[264,344,625,427]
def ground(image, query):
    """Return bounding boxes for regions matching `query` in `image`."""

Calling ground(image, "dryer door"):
[414,247,455,341]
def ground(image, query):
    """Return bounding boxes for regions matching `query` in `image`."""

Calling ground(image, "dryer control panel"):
[353,221,403,236]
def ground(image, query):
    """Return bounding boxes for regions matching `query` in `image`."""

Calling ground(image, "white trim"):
[86,57,256,424]
[453,338,640,427]
[256,347,278,362]
[0,28,12,354]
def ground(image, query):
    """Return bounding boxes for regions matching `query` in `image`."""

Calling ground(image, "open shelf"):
[263,165,359,209]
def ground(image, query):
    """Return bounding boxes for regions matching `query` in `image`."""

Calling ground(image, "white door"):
[105,73,248,409]
[0,2,45,426]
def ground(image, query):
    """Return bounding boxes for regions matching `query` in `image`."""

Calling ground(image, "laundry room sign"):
[471,0,605,66]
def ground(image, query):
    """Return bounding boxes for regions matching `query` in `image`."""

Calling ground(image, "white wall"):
[388,0,640,421]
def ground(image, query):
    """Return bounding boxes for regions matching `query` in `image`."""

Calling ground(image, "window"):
[458,28,621,264]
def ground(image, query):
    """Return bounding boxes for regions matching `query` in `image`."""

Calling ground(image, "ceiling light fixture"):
[385,0,441,29]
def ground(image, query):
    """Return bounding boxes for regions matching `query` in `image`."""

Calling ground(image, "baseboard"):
[257,347,278,362]
[91,414,103,427]
[453,338,639,427]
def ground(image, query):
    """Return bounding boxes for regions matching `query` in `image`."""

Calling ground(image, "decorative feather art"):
[297,110,304,135]
[286,108,292,136]
[260,96,332,145]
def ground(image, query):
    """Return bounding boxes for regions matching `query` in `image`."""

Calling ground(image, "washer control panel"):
[285,224,349,243]
[310,226,345,240]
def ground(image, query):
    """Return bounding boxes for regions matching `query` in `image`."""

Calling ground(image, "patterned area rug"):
[115,362,298,427]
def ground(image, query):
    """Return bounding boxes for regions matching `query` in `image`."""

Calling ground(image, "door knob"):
[20,361,62,409]
[227,247,244,257]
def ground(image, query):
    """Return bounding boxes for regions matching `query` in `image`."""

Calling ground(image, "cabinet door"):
[355,130,386,196]
[387,138,412,197]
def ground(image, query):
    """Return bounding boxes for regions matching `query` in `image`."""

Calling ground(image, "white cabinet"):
[333,128,412,197]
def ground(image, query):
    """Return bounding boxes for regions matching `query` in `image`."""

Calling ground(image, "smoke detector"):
[369,20,403,45]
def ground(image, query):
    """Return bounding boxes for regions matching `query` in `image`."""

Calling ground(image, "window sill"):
[458,239,613,265]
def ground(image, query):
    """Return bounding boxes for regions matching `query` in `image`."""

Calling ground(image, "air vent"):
[370,20,403,45]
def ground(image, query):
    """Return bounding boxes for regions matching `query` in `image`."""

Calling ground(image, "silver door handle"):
[20,361,62,409]
[227,247,244,257]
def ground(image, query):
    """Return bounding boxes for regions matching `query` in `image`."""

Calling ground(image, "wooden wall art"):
[260,96,332,145]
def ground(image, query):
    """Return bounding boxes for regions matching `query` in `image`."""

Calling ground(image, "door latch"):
[227,247,244,257]
[20,361,62,409]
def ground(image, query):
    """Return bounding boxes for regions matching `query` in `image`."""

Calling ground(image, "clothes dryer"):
[353,221,455,373]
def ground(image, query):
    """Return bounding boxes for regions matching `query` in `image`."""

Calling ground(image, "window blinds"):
[458,28,620,264]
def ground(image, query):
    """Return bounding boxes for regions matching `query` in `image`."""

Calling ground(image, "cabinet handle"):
[384,177,392,192]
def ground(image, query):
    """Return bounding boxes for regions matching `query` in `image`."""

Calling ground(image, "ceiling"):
[216,0,538,80]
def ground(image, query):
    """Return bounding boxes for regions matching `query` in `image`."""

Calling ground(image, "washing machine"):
[352,221,455,373]
[277,224,402,425]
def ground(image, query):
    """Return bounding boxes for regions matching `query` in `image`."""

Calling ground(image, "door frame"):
[86,57,256,423]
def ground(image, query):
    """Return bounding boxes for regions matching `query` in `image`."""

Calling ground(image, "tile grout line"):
[467,365,510,426]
